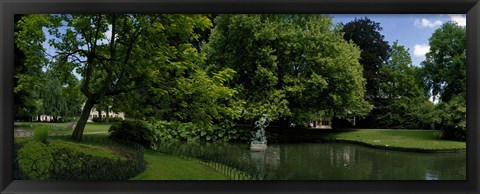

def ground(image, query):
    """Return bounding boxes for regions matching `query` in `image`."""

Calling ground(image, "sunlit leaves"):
[205,14,370,126]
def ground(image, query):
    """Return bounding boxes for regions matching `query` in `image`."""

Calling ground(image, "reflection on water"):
[165,142,466,180]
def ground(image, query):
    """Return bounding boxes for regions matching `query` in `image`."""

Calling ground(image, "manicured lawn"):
[21,133,228,180]
[16,122,111,135]
[131,150,228,180]
[322,129,466,151]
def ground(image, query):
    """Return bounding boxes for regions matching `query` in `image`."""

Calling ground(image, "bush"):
[108,120,157,148]
[435,95,466,141]
[33,126,49,144]
[149,120,251,143]
[17,141,54,180]
[15,140,145,180]
[91,117,102,123]
[107,117,124,122]
[92,117,124,123]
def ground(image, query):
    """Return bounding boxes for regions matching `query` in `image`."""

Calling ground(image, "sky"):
[331,14,466,67]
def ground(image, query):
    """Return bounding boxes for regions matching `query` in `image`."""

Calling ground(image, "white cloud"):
[414,18,443,28]
[449,14,466,27]
[413,44,430,57]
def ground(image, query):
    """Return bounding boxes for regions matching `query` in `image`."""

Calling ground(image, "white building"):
[87,106,125,122]
[310,117,332,129]
[81,103,126,122]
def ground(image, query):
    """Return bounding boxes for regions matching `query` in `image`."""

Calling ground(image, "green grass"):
[131,150,228,180]
[16,122,111,135]
[322,129,466,151]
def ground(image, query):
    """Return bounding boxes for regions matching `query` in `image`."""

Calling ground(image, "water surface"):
[167,142,466,180]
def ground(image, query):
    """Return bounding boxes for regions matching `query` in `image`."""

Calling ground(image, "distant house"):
[310,117,332,129]
[87,106,125,122]
[37,115,61,122]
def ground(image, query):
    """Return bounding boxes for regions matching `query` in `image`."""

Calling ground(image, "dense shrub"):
[435,95,466,141]
[92,117,123,123]
[107,117,124,122]
[49,147,144,180]
[149,120,251,143]
[17,141,54,180]
[15,140,145,180]
[108,120,157,148]
[33,126,49,144]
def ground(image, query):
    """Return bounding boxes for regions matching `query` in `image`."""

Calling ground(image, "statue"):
[250,114,270,151]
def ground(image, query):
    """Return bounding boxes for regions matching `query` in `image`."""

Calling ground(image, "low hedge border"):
[14,141,146,180]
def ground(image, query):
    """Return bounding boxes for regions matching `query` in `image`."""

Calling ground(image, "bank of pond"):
[13,123,466,180]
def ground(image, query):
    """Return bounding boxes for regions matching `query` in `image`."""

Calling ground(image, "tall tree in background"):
[420,22,466,140]
[204,14,371,127]
[341,17,391,127]
[421,22,466,103]
[341,17,390,100]
[14,14,46,121]
[374,41,434,129]
[17,14,212,140]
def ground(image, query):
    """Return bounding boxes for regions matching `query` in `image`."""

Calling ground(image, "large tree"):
[204,14,371,127]
[14,14,46,121]
[420,22,466,103]
[341,17,391,101]
[420,22,466,140]
[17,14,212,140]
[373,41,434,129]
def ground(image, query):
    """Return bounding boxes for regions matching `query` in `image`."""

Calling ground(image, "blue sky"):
[331,14,466,67]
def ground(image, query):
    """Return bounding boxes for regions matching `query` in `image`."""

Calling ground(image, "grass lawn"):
[131,150,228,180]
[16,122,111,135]
[322,129,466,151]
[27,133,228,180]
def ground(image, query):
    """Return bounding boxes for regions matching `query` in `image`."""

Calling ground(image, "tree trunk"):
[106,105,110,122]
[98,108,102,121]
[37,115,41,122]
[71,98,95,141]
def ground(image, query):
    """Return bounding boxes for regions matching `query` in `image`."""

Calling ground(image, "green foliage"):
[17,141,54,180]
[434,95,466,141]
[92,117,123,123]
[18,14,214,140]
[419,22,466,141]
[149,120,251,143]
[91,117,102,123]
[367,41,434,129]
[204,14,371,126]
[341,17,391,100]
[15,140,145,180]
[32,126,49,144]
[421,22,466,102]
[108,120,157,148]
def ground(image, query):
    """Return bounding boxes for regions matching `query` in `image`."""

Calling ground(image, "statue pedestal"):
[250,143,267,152]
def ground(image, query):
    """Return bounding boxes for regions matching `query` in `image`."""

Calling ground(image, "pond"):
[160,142,466,180]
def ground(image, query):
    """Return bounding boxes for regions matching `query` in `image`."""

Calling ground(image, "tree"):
[420,22,466,140]
[14,14,47,121]
[341,17,391,101]
[420,22,466,103]
[372,41,434,129]
[17,14,212,140]
[204,14,371,127]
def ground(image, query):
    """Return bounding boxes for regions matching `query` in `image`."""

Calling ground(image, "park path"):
[14,127,33,138]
